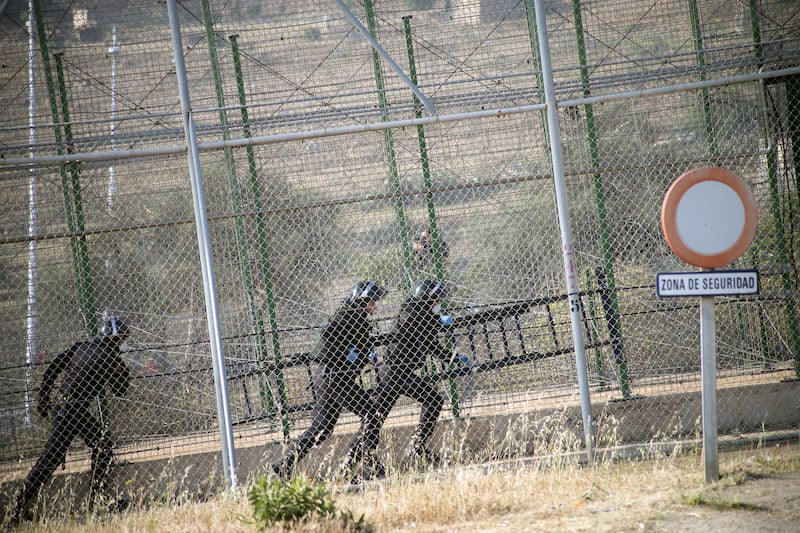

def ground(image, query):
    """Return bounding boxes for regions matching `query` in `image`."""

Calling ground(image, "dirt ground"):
[431,444,800,533]
[648,472,800,532]
[453,471,800,532]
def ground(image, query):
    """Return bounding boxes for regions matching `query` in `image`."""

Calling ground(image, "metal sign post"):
[699,293,717,481]
[659,167,759,483]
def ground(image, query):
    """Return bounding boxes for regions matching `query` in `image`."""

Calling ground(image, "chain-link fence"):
[1,0,799,518]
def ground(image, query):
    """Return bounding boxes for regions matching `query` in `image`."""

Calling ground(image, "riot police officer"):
[272,281,386,480]
[11,316,132,523]
[358,279,465,468]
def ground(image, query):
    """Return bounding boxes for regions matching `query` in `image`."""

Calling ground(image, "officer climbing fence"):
[0,0,798,517]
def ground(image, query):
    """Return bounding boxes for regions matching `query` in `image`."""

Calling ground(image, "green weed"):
[681,493,766,512]
[247,475,372,531]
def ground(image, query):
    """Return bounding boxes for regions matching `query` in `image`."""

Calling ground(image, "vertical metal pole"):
[53,52,97,336]
[200,4,279,424]
[32,0,97,336]
[230,34,289,438]
[688,0,718,158]
[787,75,800,193]
[584,268,608,388]
[108,26,118,211]
[363,0,414,285]
[764,131,800,376]
[402,16,446,282]
[532,0,594,462]
[402,15,460,416]
[571,0,630,398]
[700,295,719,483]
[167,0,237,490]
[780,76,800,376]
[749,0,800,377]
[522,0,550,144]
[25,0,38,427]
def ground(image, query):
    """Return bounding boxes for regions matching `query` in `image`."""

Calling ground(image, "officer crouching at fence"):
[10,316,132,524]
[272,281,386,481]
[358,279,470,469]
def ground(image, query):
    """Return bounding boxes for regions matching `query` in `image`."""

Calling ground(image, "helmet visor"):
[353,280,386,302]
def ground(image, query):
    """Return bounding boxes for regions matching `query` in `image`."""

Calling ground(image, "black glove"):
[36,397,50,418]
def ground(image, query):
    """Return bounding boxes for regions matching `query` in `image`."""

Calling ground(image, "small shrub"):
[249,476,334,527]
[248,476,373,531]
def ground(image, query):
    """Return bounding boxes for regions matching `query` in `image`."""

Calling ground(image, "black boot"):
[338,452,385,484]
[410,443,441,469]
[358,452,386,481]
[270,462,288,481]
[336,458,354,483]
[271,452,296,481]
[8,489,33,526]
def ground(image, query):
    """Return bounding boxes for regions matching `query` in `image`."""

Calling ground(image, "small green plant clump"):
[681,493,766,512]
[248,475,372,531]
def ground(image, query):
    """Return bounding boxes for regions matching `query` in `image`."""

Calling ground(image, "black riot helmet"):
[411,279,448,301]
[347,280,387,308]
[100,316,130,338]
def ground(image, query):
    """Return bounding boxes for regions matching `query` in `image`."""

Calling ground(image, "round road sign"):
[661,167,758,269]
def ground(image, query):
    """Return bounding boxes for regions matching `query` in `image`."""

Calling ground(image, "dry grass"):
[8,495,251,533]
[11,440,800,532]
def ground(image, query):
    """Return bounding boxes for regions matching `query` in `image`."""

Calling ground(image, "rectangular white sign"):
[656,270,759,297]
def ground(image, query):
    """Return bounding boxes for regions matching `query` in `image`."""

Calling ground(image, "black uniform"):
[360,296,452,460]
[14,335,131,518]
[274,303,378,478]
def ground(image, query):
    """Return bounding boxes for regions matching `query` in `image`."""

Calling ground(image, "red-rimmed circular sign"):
[661,167,758,269]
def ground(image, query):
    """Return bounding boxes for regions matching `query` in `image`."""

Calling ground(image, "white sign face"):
[656,270,759,297]
[675,181,745,255]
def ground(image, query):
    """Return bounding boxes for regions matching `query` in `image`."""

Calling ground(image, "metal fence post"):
[167,0,237,490]
[533,0,595,463]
